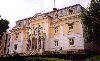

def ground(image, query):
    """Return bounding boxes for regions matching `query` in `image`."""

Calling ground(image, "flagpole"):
[54,0,55,8]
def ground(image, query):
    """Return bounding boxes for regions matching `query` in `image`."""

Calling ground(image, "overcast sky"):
[0,0,91,30]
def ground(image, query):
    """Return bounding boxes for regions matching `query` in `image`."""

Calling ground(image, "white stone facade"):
[10,4,86,54]
[45,24,84,52]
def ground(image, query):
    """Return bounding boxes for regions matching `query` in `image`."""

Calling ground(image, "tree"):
[81,0,100,46]
[0,17,9,39]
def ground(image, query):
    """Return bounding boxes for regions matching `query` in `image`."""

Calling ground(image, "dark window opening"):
[68,24,73,30]
[55,27,58,33]
[16,35,18,38]
[33,31,35,35]
[38,36,41,49]
[15,32,19,38]
[55,41,58,46]
[69,38,74,45]
[69,9,73,15]
[14,44,18,50]
[32,46,34,49]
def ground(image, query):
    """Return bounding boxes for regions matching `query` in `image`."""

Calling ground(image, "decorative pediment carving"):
[66,20,74,24]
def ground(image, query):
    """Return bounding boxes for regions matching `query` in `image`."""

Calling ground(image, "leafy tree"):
[81,0,100,46]
[0,17,9,40]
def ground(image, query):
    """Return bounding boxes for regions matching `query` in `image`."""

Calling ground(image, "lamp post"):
[54,0,55,8]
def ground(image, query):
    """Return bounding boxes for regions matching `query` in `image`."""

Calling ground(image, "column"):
[37,36,38,52]
[40,37,43,53]
[20,32,24,52]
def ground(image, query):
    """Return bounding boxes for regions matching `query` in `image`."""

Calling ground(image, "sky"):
[0,0,91,31]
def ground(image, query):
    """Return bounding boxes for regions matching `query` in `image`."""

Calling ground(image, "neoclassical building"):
[10,4,87,55]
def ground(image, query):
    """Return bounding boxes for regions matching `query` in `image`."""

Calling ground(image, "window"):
[38,25,43,34]
[54,12,58,19]
[14,44,18,50]
[33,27,35,35]
[62,10,67,16]
[33,31,35,35]
[66,21,74,33]
[38,37,41,49]
[69,9,73,15]
[68,24,73,30]
[54,41,58,46]
[72,8,76,14]
[69,38,74,45]
[18,21,22,27]
[54,27,58,33]
[33,27,37,36]
[15,32,19,38]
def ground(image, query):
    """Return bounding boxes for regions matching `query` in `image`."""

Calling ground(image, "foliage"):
[0,18,9,36]
[81,0,100,46]
[86,55,100,61]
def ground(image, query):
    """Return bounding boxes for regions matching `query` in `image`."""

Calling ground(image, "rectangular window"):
[69,38,74,45]
[14,44,18,50]
[33,28,37,36]
[15,32,19,38]
[55,27,56,33]
[55,27,58,33]
[33,31,35,35]
[54,41,58,46]
[73,8,76,14]
[33,27,35,36]
[68,24,73,30]
[69,9,73,15]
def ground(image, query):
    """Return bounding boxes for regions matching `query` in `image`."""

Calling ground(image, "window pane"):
[54,41,58,46]
[69,38,74,45]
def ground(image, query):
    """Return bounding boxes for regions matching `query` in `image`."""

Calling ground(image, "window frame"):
[68,24,73,30]
[69,37,75,45]
[54,27,58,33]
[54,40,58,46]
